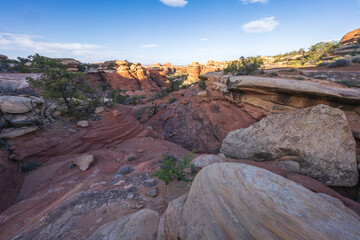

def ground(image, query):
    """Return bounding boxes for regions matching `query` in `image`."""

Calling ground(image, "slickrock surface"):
[162,163,360,240]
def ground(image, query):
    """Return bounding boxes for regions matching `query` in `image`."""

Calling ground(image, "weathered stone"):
[163,163,360,240]
[197,90,207,98]
[0,96,44,114]
[0,126,38,139]
[192,154,224,169]
[94,107,105,114]
[221,104,358,187]
[73,154,94,171]
[76,120,89,128]
[277,160,300,173]
[146,187,157,197]
[88,209,159,240]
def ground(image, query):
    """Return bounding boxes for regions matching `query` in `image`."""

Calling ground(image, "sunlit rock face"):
[341,28,360,45]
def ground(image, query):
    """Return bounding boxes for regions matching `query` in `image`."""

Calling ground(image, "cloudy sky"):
[0,0,359,65]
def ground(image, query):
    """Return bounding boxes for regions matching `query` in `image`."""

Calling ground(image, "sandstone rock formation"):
[145,88,256,153]
[8,106,155,163]
[0,96,44,114]
[0,126,39,139]
[341,28,360,45]
[53,58,82,72]
[88,209,159,240]
[162,163,360,240]
[73,154,94,171]
[221,104,358,187]
[0,73,35,89]
[76,120,90,128]
[0,150,23,213]
[0,54,7,60]
[192,154,224,169]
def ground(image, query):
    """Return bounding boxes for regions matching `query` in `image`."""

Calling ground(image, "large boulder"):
[0,96,44,114]
[88,209,159,240]
[220,104,358,187]
[163,163,360,240]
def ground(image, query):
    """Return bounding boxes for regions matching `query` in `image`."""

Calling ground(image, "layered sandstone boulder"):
[0,96,44,114]
[341,28,360,45]
[88,209,159,240]
[221,104,358,187]
[162,163,360,240]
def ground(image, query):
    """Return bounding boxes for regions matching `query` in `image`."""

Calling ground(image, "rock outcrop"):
[341,28,360,45]
[221,104,358,187]
[0,54,7,60]
[162,163,360,240]
[53,58,82,72]
[0,96,44,114]
[145,88,256,153]
[8,106,155,163]
[88,209,159,240]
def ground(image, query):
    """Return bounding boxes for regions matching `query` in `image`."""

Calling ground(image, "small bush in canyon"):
[328,59,351,68]
[27,54,101,118]
[223,57,263,75]
[152,152,195,185]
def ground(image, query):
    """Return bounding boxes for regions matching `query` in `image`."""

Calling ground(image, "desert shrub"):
[168,96,176,104]
[317,61,329,67]
[107,88,129,104]
[197,80,206,90]
[352,57,360,63]
[223,57,263,75]
[27,54,100,118]
[328,59,351,68]
[303,41,340,64]
[152,152,194,185]
[21,161,40,172]
[269,72,278,77]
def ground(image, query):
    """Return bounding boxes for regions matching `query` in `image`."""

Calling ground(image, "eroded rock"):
[221,104,358,186]
[163,163,360,240]
[73,154,94,171]
[88,209,159,240]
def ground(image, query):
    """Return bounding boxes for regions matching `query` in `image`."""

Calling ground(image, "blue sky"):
[0,0,359,65]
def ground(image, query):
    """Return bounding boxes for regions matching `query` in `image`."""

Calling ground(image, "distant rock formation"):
[0,54,7,60]
[53,58,82,72]
[341,28,360,45]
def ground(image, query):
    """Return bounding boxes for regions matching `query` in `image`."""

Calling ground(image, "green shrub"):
[27,54,100,118]
[152,152,195,185]
[352,57,360,63]
[107,88,129,104]
[168,96,176,104]
[328,59,351,68]
[269,72,278,77]
[223,57,263,75]
[21,161,40,172]
[197,80,206,90]
[303,41,340,64]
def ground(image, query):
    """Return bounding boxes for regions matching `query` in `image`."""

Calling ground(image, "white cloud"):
[0,32,103,53]
[240,0,268,4]
[140,44,158,48]
[199,38,208,41]
[159,0,188,7]
[242,17,279,33]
